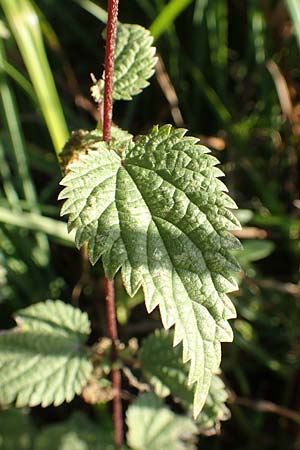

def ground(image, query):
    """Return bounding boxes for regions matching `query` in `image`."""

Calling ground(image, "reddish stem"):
[104,277,123,449]
[102,1,122,449]
[103,0,119,142]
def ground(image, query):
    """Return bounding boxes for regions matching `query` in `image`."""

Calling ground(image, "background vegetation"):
[0,0,300,449]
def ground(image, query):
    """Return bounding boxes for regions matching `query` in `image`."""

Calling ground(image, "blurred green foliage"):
[0,0,300,449]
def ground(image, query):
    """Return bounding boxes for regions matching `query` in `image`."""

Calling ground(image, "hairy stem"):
[104,277,123,449]
[103,1,122,449]
[103,0,119,141]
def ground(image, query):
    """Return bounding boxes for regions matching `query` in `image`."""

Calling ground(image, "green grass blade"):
[0,41,40,209]
[190,65,232,124]
[205,0,228,94]
[1,0,69,156]
[193,0,208,24]
[286,0,300,50]
[135,0,156,19]
[150,0,193,39]
[0,206,74,246]
[0,39,50,264]
[0,139,20,209]
[1,60,37,103]
[72,0,108,22]
[249,0,266,65]
[0,198,59,217]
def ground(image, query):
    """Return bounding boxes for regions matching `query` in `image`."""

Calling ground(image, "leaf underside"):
[59,124,241,417]
[91,23,157,102]
[0,300,93,408]
[126,393,197,450]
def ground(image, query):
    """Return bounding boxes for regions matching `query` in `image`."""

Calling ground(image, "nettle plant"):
[0,1,241,449]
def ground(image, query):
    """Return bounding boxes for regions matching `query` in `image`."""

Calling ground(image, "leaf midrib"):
[124,158,237,297]
[121,164,214,382]
[123,162,226,298]
[125,159,220,237]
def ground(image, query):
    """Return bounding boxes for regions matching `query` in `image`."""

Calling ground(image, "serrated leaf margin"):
[59,124,241,417]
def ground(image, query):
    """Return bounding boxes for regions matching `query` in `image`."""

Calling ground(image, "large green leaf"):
[140,330,231,434]
[126,393,197,450]
[0,300,93,407]
[59,124,241,417]
[91,23,157,102]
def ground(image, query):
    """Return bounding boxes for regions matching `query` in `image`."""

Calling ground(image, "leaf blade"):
[60,124,241,417]
[139,330,231,435]
[91,23,157,102]
[126,393,197,450]
[0,300,93,408]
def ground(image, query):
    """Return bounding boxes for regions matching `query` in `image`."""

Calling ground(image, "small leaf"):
[91,23,157,102]
[34,412,114,450]
[0,300,93,408]
[196,374,231,435]
[59,124,241,417]
[0,409,117,450]
[126,393,197,450]
[0,409,35,450]
[140,329,193,401]
[140,330,231,435]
